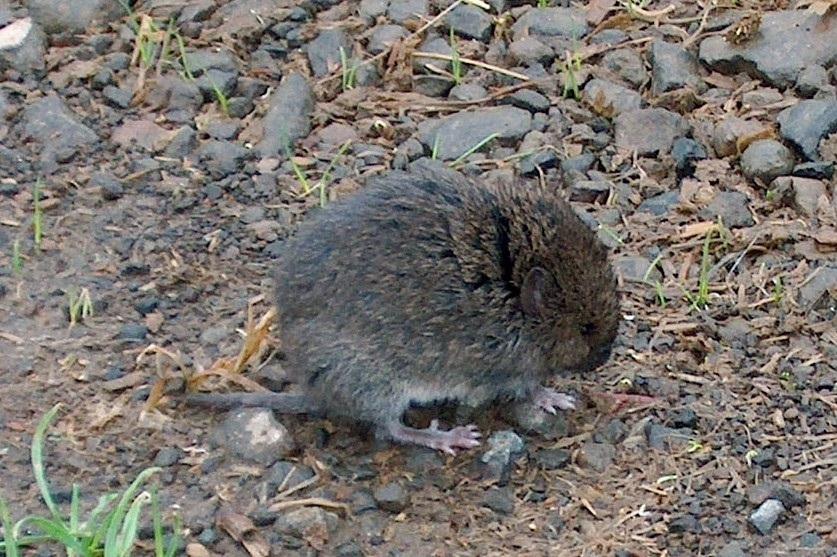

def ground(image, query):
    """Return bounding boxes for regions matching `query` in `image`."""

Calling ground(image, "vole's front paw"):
[534,387,577,414]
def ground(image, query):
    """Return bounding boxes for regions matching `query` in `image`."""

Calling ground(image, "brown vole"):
[188,167,620,454]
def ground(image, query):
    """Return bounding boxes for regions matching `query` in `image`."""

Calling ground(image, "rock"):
[776,99,837,161]
[318,122,358,146]
[133,296,159,316]
[417,106,532,161]
[717,541,746,557]
[372,482,410,512]
[153,447,183,467]
[569,179,610,203]
[699,11,837,88]
[644,423,692,450]
[214,408,294,466]
[91,171,124,201]
[336,541,364,557]
[773,176,827,219]
[799,533,821,548]
[638,191,679,215]
[615,255,658,283]
[195,139,250,179]
[264,461,316,493]
[614,108,688,155]
[509,37,554,66]
[712,116,767,157]
[668,514,701,534]
[671,137,707,177]
[275,507,339,541]
[699,191,754,228]
[749,499,785,535]
[600,48,647,88]
[742,87,783,107]
[387,0,428,23]
[446,4,493,41]
[119,323,149,342]
[533,448,570,470]
[579,441,615,472]
[519,151,559,175]
[0,17,46,73]
[651,40,703,95]
[20,94,96,158]
[307,28,352,77]
[480,430,524,483]
[505,89,550,113]
[746,480,806,509]
[112,119,173,152]
[740,139,794,183]
[25,0,123,34]
[164,126,197,159]
[583,79,642,116]
[258,73,314,154]
[482,488,515,515]
[149,76,204,116]
[101,85,131,109]
[796,65,829,98]
[718,317,754,347]
[792,161,834,180]
[368,24,407,55]
[359,0,388,21]
[512,7,589,40]
[448,83,487,102]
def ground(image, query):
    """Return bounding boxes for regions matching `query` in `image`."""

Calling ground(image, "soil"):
[0,0,835,556]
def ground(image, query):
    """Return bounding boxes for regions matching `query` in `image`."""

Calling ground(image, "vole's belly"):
[404,377,531,408]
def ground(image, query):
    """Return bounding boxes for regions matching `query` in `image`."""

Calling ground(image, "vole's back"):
[274,168,618,425]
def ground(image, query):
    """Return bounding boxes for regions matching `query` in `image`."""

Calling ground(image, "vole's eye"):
[581,322,597,336]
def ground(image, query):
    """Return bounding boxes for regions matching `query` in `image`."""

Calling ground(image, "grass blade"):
[103,467,160,557]
[0,497,20,557]
[31,404,62,522]
[15,517,89,556]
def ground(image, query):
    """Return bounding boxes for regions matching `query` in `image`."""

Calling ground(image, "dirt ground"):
[0,0,835,555]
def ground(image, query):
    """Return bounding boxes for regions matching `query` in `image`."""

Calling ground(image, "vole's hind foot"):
[386,419,481,455]
[534,387,577,414]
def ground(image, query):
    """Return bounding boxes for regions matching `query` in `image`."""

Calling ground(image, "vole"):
[188,166,620,454]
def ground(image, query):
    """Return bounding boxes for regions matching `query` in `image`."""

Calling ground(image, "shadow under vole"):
[188,165,620,454]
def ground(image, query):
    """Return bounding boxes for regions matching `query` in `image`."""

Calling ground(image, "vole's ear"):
[521,266,551,318]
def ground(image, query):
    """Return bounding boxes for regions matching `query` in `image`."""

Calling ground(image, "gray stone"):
[579,441,615,472]
[583,78,642,116]
[185,48,239,74]
[569,180,610,203]
[164,126,197,158]
[699,191,754,228]
[195,69,237,101]
[20,94,97,155]
[798,266,836,308]
[196,140,248,178]
[91,171,124,201]
[672,137,707,177]
[372,482,410,512]
[480,430,524,483]
[639,191,679,215]
[446,4,492,42]
[25,0,123,34]
[0,17,45,73]
[368,24,407,55]
[0,90,10,120]
[512,7,588,40]
[793,161,834,180]
[258,73,314,154]
[740,139,794,183]
[448,83,487,102]
[773,176,827,219]
[796,64,829,98]
[275,507,339,540]
[413,36,454,74]
[749,499,785,535]
[615,255,659,283]
[359,0,388,21]
[644,423,693,450]
[387,0,427,23]
[519,151,559,175]
[651,40,704,95]
[668,514,701,534]
[509,37,554,66]
[742,87,783,107]
[214,408,294,465]
[153,447,183,467]
[718,541,746,557]
[505,89,550,113]
[482,488,515,515]
[800,533,821,548]
[712,116,766,158]
[533,448,570,470]
[102,85,131,109]
[600,48,647,87]
[699,11,837,88]
[206,121,239,141]
[614,108,688,155]
[413,75,455,97]
[119,323,148,342]
[307,29,352,77]
[417,106,532,161]
[264,461,316,493]
[777,99,837,161]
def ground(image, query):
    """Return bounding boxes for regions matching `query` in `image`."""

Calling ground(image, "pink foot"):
[534,387,577,414]
[386,420,481,455]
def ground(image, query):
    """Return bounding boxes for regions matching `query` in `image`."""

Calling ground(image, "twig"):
[412,51,531,81]
[268,497,351,515]
[682,1,715,48]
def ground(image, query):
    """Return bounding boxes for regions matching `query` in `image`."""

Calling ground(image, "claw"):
[535,387,577,414]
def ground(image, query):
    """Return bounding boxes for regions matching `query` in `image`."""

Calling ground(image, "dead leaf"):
[586,0,617,25]
[185,543,211,557]
[726,12,763,45]
[145,311,164,333]
[101,371,147,392]
[217,506,269,557]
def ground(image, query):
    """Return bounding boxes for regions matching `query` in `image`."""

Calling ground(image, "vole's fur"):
[188,168,620,453]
